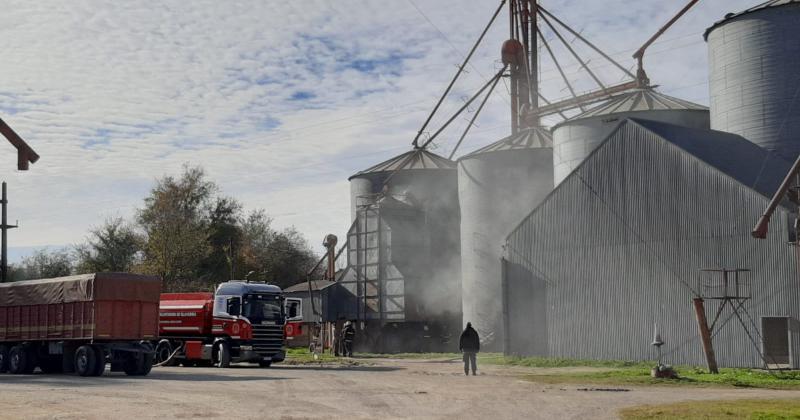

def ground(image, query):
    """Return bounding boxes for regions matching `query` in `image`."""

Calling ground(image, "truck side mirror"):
[227,297,241,316]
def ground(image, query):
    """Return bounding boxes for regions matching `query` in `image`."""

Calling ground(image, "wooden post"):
[693,297,719,374]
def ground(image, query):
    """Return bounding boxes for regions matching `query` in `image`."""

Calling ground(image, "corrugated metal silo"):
[343,149,462,350]
[705,0,800,161]
[349,149,456,220]
[458,127,553,349]
[552,88,709,185]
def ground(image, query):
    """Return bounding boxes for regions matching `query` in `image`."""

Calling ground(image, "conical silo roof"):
[460,127,552,159]
[563,88,707,122]
[349,148,455,179]
[704,0,799,39]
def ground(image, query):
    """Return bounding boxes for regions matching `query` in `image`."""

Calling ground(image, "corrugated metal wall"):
[504,121,800,368]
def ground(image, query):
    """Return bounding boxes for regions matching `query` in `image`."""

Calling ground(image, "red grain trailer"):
[0,272,161,376]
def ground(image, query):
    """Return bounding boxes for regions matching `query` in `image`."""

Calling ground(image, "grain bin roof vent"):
[564,88,707,122]
[461,127,552,159]
[704,0,800,39]
[349,149,455,179]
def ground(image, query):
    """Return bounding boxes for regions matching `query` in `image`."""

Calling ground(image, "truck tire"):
[139,353,154,376]
[155,340,177,366]
[123,352,153,376]
[0,345,9,373]
[214,341,231,368]
[91,346,106,376]
[74,345,97,377]
[8,345,29,374]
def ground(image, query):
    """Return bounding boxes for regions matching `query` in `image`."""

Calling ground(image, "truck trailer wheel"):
[8,345,29,374]
[74,345,97,377]
[213,341,231,368]
[123,353,154,376]
[0,345,9,373]
[139,353,154,376]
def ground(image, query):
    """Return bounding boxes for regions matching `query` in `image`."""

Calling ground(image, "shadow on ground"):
[0,369,290,387]
[275,365,402,373]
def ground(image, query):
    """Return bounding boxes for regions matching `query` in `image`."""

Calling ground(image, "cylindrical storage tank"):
[349,177,373,221]
[552,88,709,185]
[349,149,458,220]
[348,149,462,332]
[705,0,800,161]
[458,127,553,350]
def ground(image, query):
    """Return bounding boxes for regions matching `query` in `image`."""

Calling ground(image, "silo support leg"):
[693,297,719,374]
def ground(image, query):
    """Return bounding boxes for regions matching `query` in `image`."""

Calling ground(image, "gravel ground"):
[0,357,798,419]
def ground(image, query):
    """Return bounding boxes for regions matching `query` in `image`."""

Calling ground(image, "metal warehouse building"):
[502,118,799,368]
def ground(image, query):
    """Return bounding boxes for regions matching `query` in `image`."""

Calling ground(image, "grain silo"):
[458,127,553,349]
[342,148,462,351]
[705,0,800,161]
[552,88,709,185]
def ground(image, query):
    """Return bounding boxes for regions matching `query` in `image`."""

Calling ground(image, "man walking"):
[459,322,480,376]
[342,320,356,357]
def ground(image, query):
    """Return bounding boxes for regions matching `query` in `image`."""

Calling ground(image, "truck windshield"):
[242,294,283,321]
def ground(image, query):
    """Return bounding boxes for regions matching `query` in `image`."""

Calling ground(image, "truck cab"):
[214,281,287,366]
[157,280,299,368]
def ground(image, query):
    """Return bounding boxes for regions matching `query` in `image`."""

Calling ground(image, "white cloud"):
[0,0,756,254]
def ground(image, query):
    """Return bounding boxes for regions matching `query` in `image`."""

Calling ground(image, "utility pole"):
[1,182,19,283]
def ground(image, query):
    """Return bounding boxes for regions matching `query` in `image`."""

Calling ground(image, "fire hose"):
[153,342,184,367]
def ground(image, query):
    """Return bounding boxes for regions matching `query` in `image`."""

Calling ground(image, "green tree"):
[75,218,143,273]
[138,165,214,291]
[239,210,318,289]
[11,248,74,280]
[201,196,243,282]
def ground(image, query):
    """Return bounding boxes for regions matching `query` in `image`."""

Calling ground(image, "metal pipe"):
[632,0,701,86]
[0,118,40,171]
[538,12,607,91]
[411,0,507,148]
[752,152,800,238]
[448,70,504,159]
[537,6,636,81]
[537,26,583,112]
[529,0,539,123]
[534,80,639,116]
[421,65,508,149]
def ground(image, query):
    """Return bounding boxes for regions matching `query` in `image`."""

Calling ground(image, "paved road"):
[0,357,797,419]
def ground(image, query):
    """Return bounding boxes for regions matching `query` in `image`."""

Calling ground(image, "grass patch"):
[288,350,800,390]
[354,352,464,360]
[522,366,800,390]
[482,354,652,369]
[620,399,800,419]
[284,347,345,364]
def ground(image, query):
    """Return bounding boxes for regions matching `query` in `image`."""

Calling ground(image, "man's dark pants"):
[344,340,353,357]
[463,352,477,375]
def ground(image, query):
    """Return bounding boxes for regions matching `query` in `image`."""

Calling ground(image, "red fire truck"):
[154,281,299,368]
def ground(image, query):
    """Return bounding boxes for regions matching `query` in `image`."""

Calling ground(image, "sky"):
[0,0,756,262]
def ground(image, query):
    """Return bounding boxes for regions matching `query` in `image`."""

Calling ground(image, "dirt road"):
[0,357,797,419]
